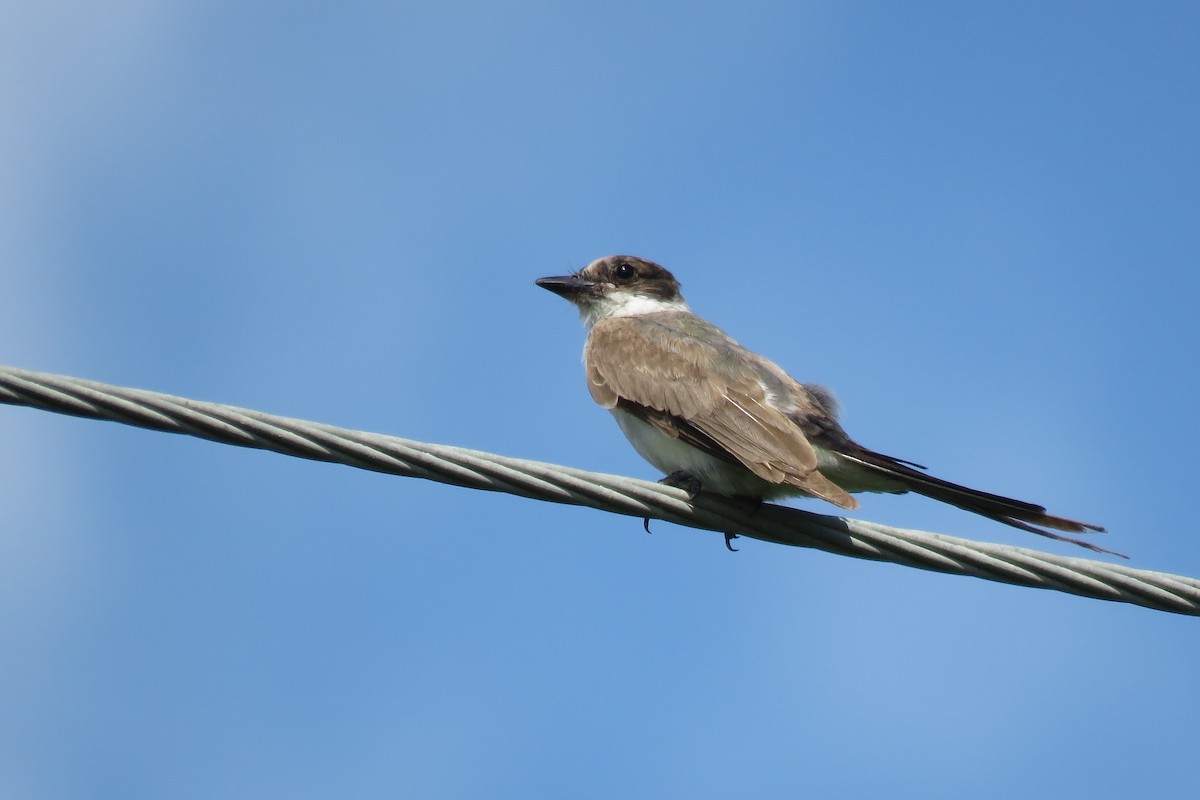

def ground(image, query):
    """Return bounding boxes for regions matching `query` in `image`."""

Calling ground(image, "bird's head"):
[536,256,687,327]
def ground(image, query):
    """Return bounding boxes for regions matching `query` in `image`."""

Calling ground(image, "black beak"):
[535,274,596,299]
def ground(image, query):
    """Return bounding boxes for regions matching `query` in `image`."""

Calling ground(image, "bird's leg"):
[643,471,703,533]
[659,470,703,498]
[642,474,742,554]
[716,494,764,552]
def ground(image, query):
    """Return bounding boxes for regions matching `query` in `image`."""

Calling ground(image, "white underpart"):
[580,288,690,329]
[610,407,804,499]
[615,402,893,497]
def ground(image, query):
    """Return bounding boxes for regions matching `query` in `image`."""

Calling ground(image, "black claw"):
[724,532,740,552]
[645,472,704,539]
[659,470,702,499]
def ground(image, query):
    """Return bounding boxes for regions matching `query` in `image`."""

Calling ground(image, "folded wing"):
[585,316,857,509]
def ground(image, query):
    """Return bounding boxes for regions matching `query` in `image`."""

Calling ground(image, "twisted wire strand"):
[2,363,1197,616]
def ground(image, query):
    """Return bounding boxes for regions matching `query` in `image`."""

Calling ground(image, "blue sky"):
[2,2,1199,797]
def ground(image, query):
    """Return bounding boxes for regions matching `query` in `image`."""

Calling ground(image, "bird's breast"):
[609,407,785,498]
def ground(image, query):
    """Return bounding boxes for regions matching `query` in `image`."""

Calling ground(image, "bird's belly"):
[609,408,782,498]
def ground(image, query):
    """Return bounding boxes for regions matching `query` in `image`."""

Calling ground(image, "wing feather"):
[586,316,856,508]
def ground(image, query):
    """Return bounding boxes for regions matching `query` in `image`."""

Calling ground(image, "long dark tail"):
[839,447,1125,558]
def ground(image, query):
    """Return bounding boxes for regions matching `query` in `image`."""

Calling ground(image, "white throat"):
[580,289,690,329]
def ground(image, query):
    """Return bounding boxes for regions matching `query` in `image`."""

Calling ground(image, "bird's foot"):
[643,471,703,534]
[717,495,766,552]
[659,470,702,498]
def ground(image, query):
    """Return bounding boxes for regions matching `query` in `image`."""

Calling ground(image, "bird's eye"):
[614,263,637,281]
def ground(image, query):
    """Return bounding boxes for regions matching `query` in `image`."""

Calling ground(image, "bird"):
[536,255,1121,557]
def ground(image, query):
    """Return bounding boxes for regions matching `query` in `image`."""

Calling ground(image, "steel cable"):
[2,364,1196,616]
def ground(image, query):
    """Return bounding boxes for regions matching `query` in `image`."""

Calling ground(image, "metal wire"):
[2,363,1197,616]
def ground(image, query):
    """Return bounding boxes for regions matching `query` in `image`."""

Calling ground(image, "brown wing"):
[585,316,856,508]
